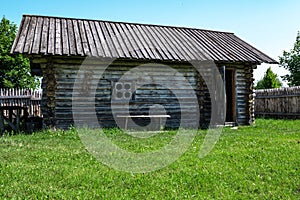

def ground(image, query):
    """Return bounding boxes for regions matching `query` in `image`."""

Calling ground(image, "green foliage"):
[0,119,299,199]
[255,67,282,89]
[279,31,300,86]
[0,16,39,89]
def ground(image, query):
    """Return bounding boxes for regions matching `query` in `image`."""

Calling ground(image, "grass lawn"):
[0,119,299,199]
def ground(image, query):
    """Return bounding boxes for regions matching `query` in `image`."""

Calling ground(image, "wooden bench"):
[116,115,170,129]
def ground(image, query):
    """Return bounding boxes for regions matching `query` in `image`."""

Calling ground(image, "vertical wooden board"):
[31,17,43,54]
[67,19,76,55]
[104,22,124,57]
[121,24,143,58]
[145,26,173,60]
[120,23,141,58]
[136,25,160,59]
[23,16,37,53]
[188,29,224,60]
[174,28,210,60]
[72,19,84,56]
[89,21,104,57]
[78,20,90,56]
[132,25,155,59]
[229,34,271,62]
[48,18,55,55]
[202,31,232,61]
[161,27,192,60]
[11,17,28,53]
[156,27,184,60]
[84,21,98,56]
[293,97,297,113]
[222,32,258,62]
[94,21,111,58]
[99,21,118,57]
[206,31,234,61]
[139,25,167,60]
[126,24,151,59]
[54,18,62,55]
[115,23,138,58]
[220,33,258,62]
[154,26,183,60]
[61,19,70,55]
[40,17,49,54]
[111,23,131,58]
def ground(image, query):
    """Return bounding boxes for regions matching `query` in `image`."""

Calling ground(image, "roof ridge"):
[22,14,235,35]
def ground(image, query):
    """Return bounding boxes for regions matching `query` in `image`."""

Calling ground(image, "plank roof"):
[11,15,277,64]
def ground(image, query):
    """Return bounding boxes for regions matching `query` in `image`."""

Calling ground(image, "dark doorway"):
[225,69,236,122]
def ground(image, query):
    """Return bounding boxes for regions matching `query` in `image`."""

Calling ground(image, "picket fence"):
[0,88,42,117]
[255,86,300,118]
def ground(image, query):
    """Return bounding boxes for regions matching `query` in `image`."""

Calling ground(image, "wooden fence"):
[254,86,300,118]
[0,88,42,117]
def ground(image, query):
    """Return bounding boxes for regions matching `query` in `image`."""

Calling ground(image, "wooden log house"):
[11,15,277,129]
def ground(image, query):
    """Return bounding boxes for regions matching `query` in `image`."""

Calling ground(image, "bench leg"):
[124,117,128,129]
[159,117,162,130]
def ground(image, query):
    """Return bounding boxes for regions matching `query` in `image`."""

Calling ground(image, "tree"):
[0,16,39,89]
[279,32,300,86]
[255,67,282,89]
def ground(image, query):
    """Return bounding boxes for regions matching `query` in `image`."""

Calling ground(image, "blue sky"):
[1,0,300,85]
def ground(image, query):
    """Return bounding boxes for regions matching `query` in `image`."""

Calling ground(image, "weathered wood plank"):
[89,21,104,57]
[77,20,90,55]
[94,21,111,58]
[61,19,69,55]
[154,26,184,60]
[136,25,161,59]
[31,17,43,54]
[186,29,225,60]
[115,23,138,58]
[105,22,124,57]
[99,21,118,57]
[67,19,76,55]
[111,23,131,58]
[48,18,56,55]
[84,21,98,56]
[23,16,37,53]
[72,19,84,56]
[144,25,173,60]
[40,17,49,54]
[12,16,29,53]
[170,28,202,60]
[54,18,62,55]
[125,23,149,59]
[132,25,155,59]
[119,23,140,59]
[162,27,194,60]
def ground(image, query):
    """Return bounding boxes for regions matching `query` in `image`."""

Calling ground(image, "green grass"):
[0,119,299,199]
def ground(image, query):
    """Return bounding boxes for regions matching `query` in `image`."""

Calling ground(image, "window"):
[113,81,135,100]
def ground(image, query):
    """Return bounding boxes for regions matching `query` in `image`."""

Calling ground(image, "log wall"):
[39,58,254,129]
[224,64,254,125]
[53,61,201,129]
